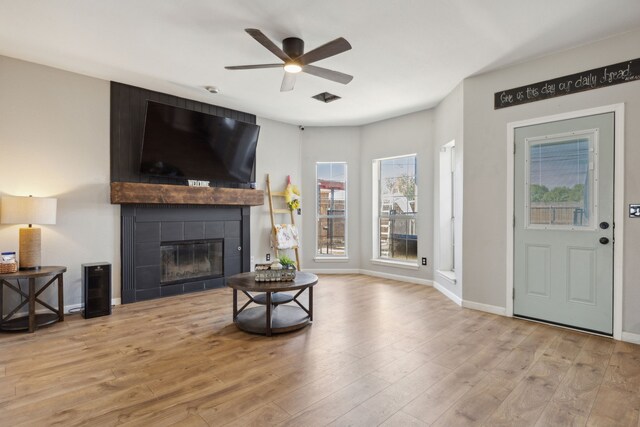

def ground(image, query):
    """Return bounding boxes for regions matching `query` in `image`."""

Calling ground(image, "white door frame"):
[506,104,625,340]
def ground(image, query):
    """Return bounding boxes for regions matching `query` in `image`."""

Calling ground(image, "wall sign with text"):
[494,58,640,109]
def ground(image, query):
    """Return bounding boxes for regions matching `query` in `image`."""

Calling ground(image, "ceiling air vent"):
[312,92,341,103]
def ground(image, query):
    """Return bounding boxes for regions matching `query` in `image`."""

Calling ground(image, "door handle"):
[599,237,610,245]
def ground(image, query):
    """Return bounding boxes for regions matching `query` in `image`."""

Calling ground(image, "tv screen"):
[140,101,259,184]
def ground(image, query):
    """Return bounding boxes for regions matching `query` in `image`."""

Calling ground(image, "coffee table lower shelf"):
[234,305,310,335]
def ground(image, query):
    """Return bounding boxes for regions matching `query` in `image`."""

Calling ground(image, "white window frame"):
[315,162,348,260]
[372,154,418,267]
[438,141,456,274]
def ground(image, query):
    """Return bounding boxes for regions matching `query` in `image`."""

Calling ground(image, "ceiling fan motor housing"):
[283,37,304,60]
[225,29,353,91]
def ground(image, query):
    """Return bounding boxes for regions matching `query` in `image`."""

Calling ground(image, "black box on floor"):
[82,262,111,318]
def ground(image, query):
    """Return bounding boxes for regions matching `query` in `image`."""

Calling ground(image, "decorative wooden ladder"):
[266,174,301,271]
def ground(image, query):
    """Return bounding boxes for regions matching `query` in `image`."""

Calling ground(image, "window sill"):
[370,259,419,270]
[314,257,350,263]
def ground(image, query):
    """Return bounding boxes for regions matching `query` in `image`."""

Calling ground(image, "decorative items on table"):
[0,252,17,273]
[254,260,297,282]
[0,195,57,270]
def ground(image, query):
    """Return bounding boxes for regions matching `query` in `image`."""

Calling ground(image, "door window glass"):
[525,130,597,229]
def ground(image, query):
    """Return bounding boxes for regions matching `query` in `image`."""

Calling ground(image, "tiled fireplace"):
[120,204,250,303]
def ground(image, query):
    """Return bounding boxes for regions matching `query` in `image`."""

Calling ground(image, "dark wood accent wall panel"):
[110,82,256,185]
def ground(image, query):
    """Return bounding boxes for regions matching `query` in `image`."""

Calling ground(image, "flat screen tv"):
[139,101,260,184]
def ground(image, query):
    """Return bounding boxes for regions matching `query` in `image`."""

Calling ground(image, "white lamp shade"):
[1,196,57,225]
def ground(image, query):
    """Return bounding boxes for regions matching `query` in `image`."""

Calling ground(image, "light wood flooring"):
[0,274,639,426]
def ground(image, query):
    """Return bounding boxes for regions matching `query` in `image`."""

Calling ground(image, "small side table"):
[0,266,67,333]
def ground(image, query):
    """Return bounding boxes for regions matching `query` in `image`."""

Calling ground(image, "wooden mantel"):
[111,182,264,206]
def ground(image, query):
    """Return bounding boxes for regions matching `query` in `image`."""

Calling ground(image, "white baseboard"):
[462,300,507,316]
[306,269,361,275]
[621,331,640,345]
[61,298,120,314]
[434,281,462,306]
[359,269,433,286]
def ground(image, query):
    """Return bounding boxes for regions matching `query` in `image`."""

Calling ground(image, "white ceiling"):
[1,1,640,126]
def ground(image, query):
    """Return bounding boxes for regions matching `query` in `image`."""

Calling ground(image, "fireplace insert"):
[160,239,223,285]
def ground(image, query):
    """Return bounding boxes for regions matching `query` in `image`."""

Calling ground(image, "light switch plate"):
[630,204,640,218]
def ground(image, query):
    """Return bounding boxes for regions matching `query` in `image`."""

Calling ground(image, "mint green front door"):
[514,113,614,335]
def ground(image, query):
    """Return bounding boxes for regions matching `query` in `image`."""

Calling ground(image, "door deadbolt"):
[599,222,610,229]
[599,237,609,245]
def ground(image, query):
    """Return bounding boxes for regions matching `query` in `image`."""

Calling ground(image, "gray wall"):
[462,29,640,333]
[0,55,118,308]
[433,83,464,298]
[359,110,435,282]
[251,117,302,268]
[300,126,361,272]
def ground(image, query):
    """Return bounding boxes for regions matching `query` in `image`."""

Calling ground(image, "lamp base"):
[19,227,41,270]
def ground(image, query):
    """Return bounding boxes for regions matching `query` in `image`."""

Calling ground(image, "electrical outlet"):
[421,257,427,266]
[266,253,271,262]
[297,208,302,215]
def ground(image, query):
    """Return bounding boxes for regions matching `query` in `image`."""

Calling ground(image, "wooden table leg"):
[265,292,272,337]
[0,280,4,325]
[57,273,64,322]
[233,289,238,320]
[309,286,313,321]
[28,278,36,333]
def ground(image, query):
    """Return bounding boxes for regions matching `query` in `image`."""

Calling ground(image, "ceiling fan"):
[225,28,353,92]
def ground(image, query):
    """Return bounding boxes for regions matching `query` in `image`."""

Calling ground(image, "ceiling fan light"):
[284,63,302,73]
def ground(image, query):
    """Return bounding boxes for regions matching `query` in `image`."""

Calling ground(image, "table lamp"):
[0,195,57,270]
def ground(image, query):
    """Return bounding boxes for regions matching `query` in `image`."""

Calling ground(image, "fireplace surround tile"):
[224,237,241,256]
[136,288,161,301]
[184,221,205,240]
[224,256,242,278]
[184,281,205,293]
[225,221,241,237]
[121,205,249,304]
[205,278,225,289]
[205,222,224,239]
[136,265,161,290]
[161,222,184,241]
[161,283,185,297]
[135,242,160,267]
[136,222,160,243]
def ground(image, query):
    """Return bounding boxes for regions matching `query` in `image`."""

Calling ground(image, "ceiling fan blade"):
[298,37,352,66]
[302,65,353,85]
[280,72,296,92]
[245,28,291,63]
[225,64,283,70]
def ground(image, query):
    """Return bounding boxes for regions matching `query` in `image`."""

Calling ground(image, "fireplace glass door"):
[160,239,223,284]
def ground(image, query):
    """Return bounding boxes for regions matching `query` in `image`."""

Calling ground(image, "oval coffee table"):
[227,271,318,336]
